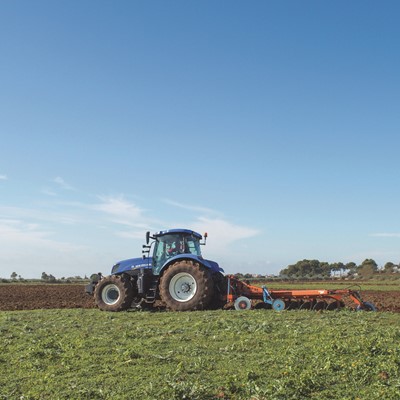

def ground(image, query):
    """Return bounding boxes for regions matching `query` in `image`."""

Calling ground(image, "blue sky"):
[1,1,400,279]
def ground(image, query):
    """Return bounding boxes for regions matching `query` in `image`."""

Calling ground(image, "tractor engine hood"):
[111,257,152,274]
[111,256,224,275]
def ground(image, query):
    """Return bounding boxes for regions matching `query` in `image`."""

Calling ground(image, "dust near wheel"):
[94,275,134,311]
[159,260,214,311]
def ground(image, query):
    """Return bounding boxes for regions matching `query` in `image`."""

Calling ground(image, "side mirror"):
[146,231,150,245]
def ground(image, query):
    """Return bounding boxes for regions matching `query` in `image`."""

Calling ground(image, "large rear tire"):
[159,260,214,311]
[94,275,134,311]
[208,272,227,310]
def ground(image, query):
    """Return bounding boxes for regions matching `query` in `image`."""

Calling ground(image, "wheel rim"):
[102,284,121,305]
[169,272,197,302]
[234,296,252,310]
[272,299,285,311]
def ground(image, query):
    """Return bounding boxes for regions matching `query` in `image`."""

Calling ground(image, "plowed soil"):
[0,285,95,311]
[0,284,399,312]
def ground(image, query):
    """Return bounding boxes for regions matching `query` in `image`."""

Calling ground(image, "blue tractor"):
[86,229,225,311]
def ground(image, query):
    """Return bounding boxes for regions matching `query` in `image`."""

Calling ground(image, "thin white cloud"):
[162,199,260,257]
[0,219,85,250]
[191,216,260,248]
[93,195,144,223]
[0,205,79,225]
[115,230,146,239]
[54,176,74,190]
[163,199,220,216]
[92,195,159,237]
[0,174,8,180]
[370,233,400,238]
[0,218,92,279]
[42,188,58,196]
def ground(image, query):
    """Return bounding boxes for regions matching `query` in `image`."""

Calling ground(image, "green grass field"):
[1,309,399,399]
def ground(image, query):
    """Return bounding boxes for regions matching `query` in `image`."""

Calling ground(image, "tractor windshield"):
[152,233,202,274]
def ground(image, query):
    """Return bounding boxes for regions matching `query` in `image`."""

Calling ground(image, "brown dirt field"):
[0,285,399,312]
[0,284,95,311]
[362,291,400,313]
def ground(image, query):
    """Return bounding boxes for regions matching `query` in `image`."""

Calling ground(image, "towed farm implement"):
[226,276,376,311]
[86,229,376,312]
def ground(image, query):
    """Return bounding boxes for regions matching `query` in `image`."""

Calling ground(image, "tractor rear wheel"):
[208,272,227,310]
[159,260,214,311]
[94,275,134,311]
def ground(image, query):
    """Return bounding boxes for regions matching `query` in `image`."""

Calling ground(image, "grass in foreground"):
[0,309,399,399]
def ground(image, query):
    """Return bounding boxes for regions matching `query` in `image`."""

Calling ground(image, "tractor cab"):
[148,229,205,275]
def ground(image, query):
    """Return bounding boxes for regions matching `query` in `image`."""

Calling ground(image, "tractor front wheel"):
[94,275,134,311]
[159,260,214,311]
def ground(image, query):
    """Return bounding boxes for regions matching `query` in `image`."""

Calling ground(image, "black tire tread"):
[94,275,134,312]
[159,260,214,311]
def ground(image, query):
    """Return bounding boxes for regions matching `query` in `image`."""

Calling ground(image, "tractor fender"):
[158,254,224,276]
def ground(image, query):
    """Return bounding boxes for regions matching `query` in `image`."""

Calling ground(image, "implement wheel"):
[234,296,252,310]
[160,260,214,311]
[357,301,377,312]
[94,275,134,312]
[272,299,285,311]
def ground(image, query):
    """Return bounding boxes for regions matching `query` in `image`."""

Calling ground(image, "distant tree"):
[345,262,356,269]
[279,259,332,278]
[41,272,49,281]
[48,274,56,283]
[321,262,332,277]
[10,272,18,280]
[358,259,378,277]
[345,262,357,276]
[359,259,378,271]
[383,262,396,273]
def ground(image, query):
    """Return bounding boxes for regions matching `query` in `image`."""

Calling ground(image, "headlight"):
[111,263,120,274]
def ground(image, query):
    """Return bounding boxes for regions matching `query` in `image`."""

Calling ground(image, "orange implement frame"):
[224,275,365,309]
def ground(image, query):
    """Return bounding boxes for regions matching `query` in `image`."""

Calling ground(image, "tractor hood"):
[111,257,152,274]
[111,256,224,275]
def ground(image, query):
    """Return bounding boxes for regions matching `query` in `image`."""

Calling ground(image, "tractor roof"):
[154,229,202,239]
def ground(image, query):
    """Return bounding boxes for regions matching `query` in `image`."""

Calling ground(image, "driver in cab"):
[167,238,184,257]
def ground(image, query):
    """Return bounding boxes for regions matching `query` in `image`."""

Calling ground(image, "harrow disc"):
[313,301,327,311]
[326,301,338,311]
[286,300,300,310]
[326,301,345,311]
[299,301,312,310]
[254,302,271,310]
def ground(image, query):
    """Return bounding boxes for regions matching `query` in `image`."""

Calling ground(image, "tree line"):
[6,272,88,283]
[279,259,399,279]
